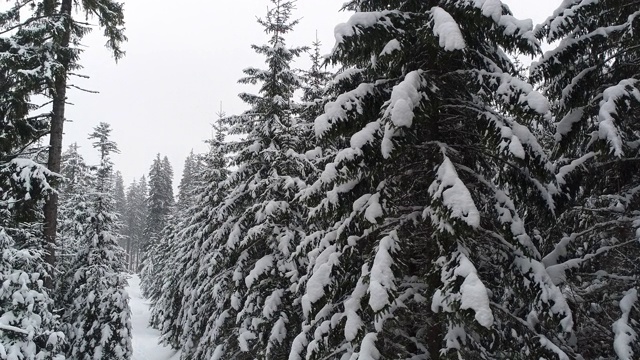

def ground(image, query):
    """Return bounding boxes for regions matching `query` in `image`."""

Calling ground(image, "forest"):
[0,0,639,359]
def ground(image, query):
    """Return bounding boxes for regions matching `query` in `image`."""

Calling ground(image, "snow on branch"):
[381,70,427,158]
[350,121,381,149]
[2,158,58,200]
[555,107,584,141]
[245,255,273,288]
[471,0,538,47]
[546,239,638,286]
[539,335,570,360]
[428,156,480,229]
[430,7,466,51]
[533,10,640,75]
[555,152,595,187]
[344,266,368,341]
[368,231,399,313]
[613,288,638,360]
[359,332,381,360]
[334,10,399,46]
[432,249,494,328]
[384,71,425,128]
[315,83,376,138]
[513,257,574,333]
[542,219,621,268]
[491,71,550,114]
[541,0,613,40]
[301,245,340,318]
[352,192,384,224]
[0,323,29,335]
[379,39,400,56]
[596,79,640,157]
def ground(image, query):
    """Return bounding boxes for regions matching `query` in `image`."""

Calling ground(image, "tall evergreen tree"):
[0,28,53,256]
[123,179,136,271]
[185,1,318,358]
[177,151,199,210]
[114,171,127,247]
[143,155,174,246]
[532,1,640,358]
[292,1,575,359]
[145,150,206,316]
[56,143,93,302]
[151,3,316,358]
[298,35,334,157]
[140,154,174,293]
[60,143,89,196]
[0,0,126,281]
[153,114,231,353]
[161,156,175,202]
[123,177,148,272]
[114,172,126,214]
[0,229,66,360]
[0,160,65,360]
[63,122,132,360]
[0,44,65,357]
[300,35,333,115]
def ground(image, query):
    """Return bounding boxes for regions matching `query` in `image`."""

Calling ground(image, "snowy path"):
[127,275,181,360]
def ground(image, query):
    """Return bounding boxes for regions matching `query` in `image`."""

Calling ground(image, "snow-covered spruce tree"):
[161,157,174,198]
[56,143,94,303]
[0,45,65,359]
[114,171,127,247]
[531,2,640,358]
[0,160,65,360]
[146,152,200,328]
[300,36,334,124]
[0,229,65,360]
[177,151,200,210]
[174,2,315,359]
[146,214,179,329]
[0,35,51,165]
[139,154,174,293]
[144,151,203,311]
[0,0,126,279]
[292,2,576,359]
[123,177,147,271]
[297,35,335,158]
[145,213,178,326]
[0,24,55,254]
[151,117,230,352]
[63,122,132,360]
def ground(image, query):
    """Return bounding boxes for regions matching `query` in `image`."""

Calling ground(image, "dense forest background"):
[0,0,638,359]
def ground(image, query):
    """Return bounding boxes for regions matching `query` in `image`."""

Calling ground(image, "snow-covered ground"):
[127,275,181,360]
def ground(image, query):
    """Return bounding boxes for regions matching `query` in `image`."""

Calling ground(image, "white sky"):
[63,0,559,190]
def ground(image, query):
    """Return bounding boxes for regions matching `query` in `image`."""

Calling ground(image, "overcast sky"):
[63,0,559,191]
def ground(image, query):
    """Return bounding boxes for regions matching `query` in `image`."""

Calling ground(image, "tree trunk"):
[126,236,132,271]
[42,0,73,289]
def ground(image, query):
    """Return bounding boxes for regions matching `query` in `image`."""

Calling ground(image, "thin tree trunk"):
[42,0,73,289]
[135,247,140,272]
[126,236,132,271]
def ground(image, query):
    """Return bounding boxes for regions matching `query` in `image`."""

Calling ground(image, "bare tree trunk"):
[42,0,73,289]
